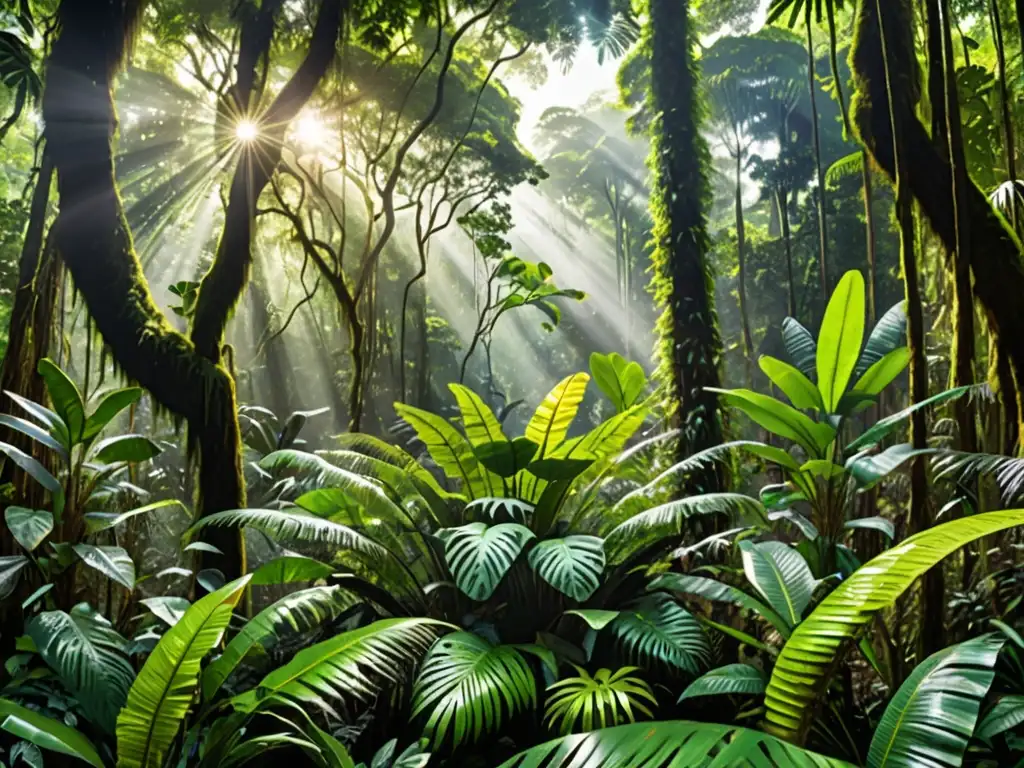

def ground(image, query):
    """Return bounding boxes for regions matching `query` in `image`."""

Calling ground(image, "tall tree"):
[645,0,723,478]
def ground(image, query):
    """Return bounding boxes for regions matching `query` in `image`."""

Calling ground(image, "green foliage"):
[543,666,656,734]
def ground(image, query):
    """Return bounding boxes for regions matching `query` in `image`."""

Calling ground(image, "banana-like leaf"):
[976,694,1024,743]
[116,576,250,768]
[92,434,161,464]
[850,347,909,396]
[73,543,135,589]
[604,493,765,565]
[449,384,506,447]
[867,634,1005,767]
[0,698,104,767]
[528,536,605,601]
[759,356,822,411]
[679,663,766,701]
[609,594,710,675]
[0,414,68,460]
[845,444,936,490]
[5,507,52,552]
[739,541,814,629]
[439,522,534,601]
[524,373,590,457]
[844,517,895,540]
[847,386,973,452]
[233,617,444,714]
[0,440,61,495]
[38,358,85,444]
[782,318,817,380]
[555,406,647,460]
[84,499,184,535]
[411,631,535,748]
[544,666,656,734]
[203,585,357,701]
[649,573,792,638]
[6,390,70,449]
[28,605,134,734]
[394,402,490,497]
[139,597,190,627]
[497,720,855,766]
[83,387,142,443]
[932,450,1024,505]
[707,389,835,457]
[250,555,335,585]
[763,509,1024,743]
[816,271,865,412]
[854,302,906,378]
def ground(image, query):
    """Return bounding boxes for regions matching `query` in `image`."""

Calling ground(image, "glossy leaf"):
[139,597,191,627]
[92,434,161,464]
[544,666,656,735]
[851,347,909,396]
[847,386,973,451]
[528,536,605,602]
[0,441,61,495]
[73,544,135,589]
[781,318,817,380]
[816,270,865,412]
[855,301,906,378]
[449,384,505,447]
[394,402,488,497]
[650,573,792,638]
[5,507,52,552]
[678,663,766,701]
[758,356,822,410]
[38,358,85,444]
[438,522,534,601]
[739,541,814,629]
[84,499,184,535]
[525,373,589,456]
[0,698,103,767]
[250,555,335,586]
[707,388,835,456]
[609,594,710,675]
[844,517,895,540]
[83,387,142,442]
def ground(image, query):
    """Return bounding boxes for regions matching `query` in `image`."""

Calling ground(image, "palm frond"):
[544,666,656,734]
[609,594,710,676]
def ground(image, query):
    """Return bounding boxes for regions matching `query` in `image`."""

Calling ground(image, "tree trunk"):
[778,187,797,319]
[872,0,945,658]
[806,5,830,303]
[851,0,1024,442]
[862,154,877,323]
[647,0,723,484]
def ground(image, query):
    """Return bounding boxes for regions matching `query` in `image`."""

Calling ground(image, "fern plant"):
[543,666,656,734]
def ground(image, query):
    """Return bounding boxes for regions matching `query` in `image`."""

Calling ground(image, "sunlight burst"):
[235,120,259,141]
[294,114,327,146]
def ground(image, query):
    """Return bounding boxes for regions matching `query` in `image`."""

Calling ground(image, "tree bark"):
[647,0,723,484]
[806,5,831,303]
[736,152,754,383]
[851,0,1024,443]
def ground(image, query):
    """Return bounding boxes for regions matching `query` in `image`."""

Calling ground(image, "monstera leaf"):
[528,536,605,602]
[438,522,535,601]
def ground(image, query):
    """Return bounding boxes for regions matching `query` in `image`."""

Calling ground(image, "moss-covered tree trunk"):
[851,0,1024,444]
[646,0,723,482]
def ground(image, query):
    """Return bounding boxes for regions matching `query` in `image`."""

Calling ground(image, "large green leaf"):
[782,318,818,380]
[439,522,534,601]
[604,493,764,565]
[763,509,1024,743]
[5,507,52,552]
[27,604,134,734]
[524,373,589,456]
[6,391,70,449]
[854,301,906,378]
[38,358,85,444]
[589,352,646,412]
[847,386,973,452]
[707,389,835,457]
[0,555,30,600]
[233,618,444,714]
[0,414,68,460]
[0,440,61,496]
[867,634,1005,767]
[411,631,535,748]
[609,594,710,675]
[845,444,937,490]
[557,406,648,459]
[449,384,506,447]
[528,536,605,602]
[73,544,135,589]
[816,270,865,412]
[83,387,142,442]
[498,720,854,766]
[249,555,335,586]
[850,347,909,396]
[739,541,814,629]
[394,402,489,497]
[977,694,1024,743]
[92,434,161,464]
[679,663,766,701]
[0,698,103,767]
[202,585,357,701]
[116,576,250,768]
[649,573,792,638]
[758,356,822,411]
[84,499,184,535]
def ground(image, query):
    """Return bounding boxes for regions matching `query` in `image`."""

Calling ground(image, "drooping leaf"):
[976,694,1024,743]
[394,402,489,497]
[707,389,835,457]
[5,507,52,552]
[202,585,357,702]
[565,609,620,630]
[608,594,710,675]
[650,573,792,638]
[497,720,854,767]
[866,634,1005,767]
[678,663,766,701]
[0,698,103,767]
[847,386,973,452]
[411,632,535,748]
[763,509,1024,743]
[438,522,535,601]
[250,555,335,586]
[84,499,184,535]
[27,604,134,734]
[845,444,937,489]
[758,356,822,410]
[816,270,865,412]
[0,441,61,495]
[139,597,191,627]
[73,544,135,590]
[0,555,29,600]
[116,577,249,767]
[844,517,895,540]
[604,493,765,565]
[528,536,605,602]
[0,415,68,460]
[236,618,445,714]
[5,391,70,448]
[91,434,161,464]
